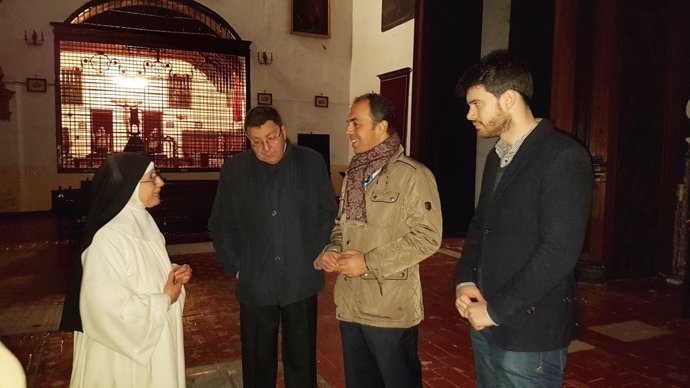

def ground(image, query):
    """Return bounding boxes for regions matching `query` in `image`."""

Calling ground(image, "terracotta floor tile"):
[1,214,689,388]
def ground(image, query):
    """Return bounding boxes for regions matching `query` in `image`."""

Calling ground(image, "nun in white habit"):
[64,153,192,388]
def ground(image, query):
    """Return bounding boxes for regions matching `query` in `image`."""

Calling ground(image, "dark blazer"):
[455,119,593,352]
[208,143,338,307]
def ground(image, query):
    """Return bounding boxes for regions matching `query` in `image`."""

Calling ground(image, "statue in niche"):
[124,106,145,154]
[129,107,141,134]
[93,126,109,155]
[147,127,164,154]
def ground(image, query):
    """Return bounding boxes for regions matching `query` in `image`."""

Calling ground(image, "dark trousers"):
[240,295,318,388]
[339,321,422,388]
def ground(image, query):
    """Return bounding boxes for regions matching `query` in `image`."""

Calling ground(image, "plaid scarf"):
[344,132,401,222]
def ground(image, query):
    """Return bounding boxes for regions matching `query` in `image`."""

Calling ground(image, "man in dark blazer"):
[454,50,594,387]
[209,106,338,388]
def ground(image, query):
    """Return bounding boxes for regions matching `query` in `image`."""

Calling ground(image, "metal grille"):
[68,0,240,39]
[57,40,247,171]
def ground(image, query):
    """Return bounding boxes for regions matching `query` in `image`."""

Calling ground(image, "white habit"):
[70,183,186,388]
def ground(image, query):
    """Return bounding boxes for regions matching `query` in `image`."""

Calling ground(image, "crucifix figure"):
[129,107,141,135]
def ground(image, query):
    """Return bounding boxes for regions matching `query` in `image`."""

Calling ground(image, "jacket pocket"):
[367,190,400,227]
[354,271,420,322]
[361,268,408,280]
[371,190,400,203]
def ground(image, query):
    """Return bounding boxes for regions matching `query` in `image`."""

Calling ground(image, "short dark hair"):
[353,93,397,135]
[456,50,534,106]
[244,105,283,133]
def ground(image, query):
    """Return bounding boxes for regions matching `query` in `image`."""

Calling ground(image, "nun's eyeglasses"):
[140,170,164,184]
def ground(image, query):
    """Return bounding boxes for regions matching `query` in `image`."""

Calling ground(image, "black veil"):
[59,153,152,332]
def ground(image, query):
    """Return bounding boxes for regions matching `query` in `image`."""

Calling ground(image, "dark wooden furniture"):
[51,184,91,241]
[148,180,218,235]
[52,179,218,240]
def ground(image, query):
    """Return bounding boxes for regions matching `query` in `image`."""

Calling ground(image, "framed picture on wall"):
[257,92,272,105]
[315,95,329,108]
[382,0,415,32]
[291,0,330,38]
[26,78,47,92]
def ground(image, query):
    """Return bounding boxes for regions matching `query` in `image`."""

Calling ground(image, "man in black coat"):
[208,106,337,388]
[454,50,594,387]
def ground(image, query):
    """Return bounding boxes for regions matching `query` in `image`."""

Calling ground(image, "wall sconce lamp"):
[257,51,273,65]
[24,30,45,46]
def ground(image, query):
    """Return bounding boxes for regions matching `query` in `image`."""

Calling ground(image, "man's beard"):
[479,105,511,138]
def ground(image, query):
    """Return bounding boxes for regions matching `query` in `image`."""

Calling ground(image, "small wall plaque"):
[26,78,46,92]
[315,95,329,108]
[258,92,272,105]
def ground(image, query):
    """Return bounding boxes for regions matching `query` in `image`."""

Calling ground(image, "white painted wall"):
[348,0,510,205]
[0,0,509,212]
[0,1,84,211]
[475,0,511,203]
[203,0,353,169]
[349,0,415,152]
[0,0,353,211]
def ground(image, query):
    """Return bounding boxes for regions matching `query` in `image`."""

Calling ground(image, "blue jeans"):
[470,329,567,388]
[340,321,422,388]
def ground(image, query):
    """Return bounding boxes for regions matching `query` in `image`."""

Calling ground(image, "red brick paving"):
[1,218,690,388]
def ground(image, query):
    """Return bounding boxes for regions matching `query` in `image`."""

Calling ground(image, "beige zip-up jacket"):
[315,146,442,328]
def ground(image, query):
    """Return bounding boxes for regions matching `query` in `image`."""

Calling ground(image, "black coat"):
[455,119,594,351]
[209,143,338,307]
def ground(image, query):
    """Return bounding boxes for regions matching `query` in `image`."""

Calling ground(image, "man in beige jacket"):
[315,93,442,388]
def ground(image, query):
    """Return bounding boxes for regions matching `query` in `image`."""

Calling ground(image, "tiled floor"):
[1,213,690,387]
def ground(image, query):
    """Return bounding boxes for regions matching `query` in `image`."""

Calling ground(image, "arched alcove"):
[52,0,251,172]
